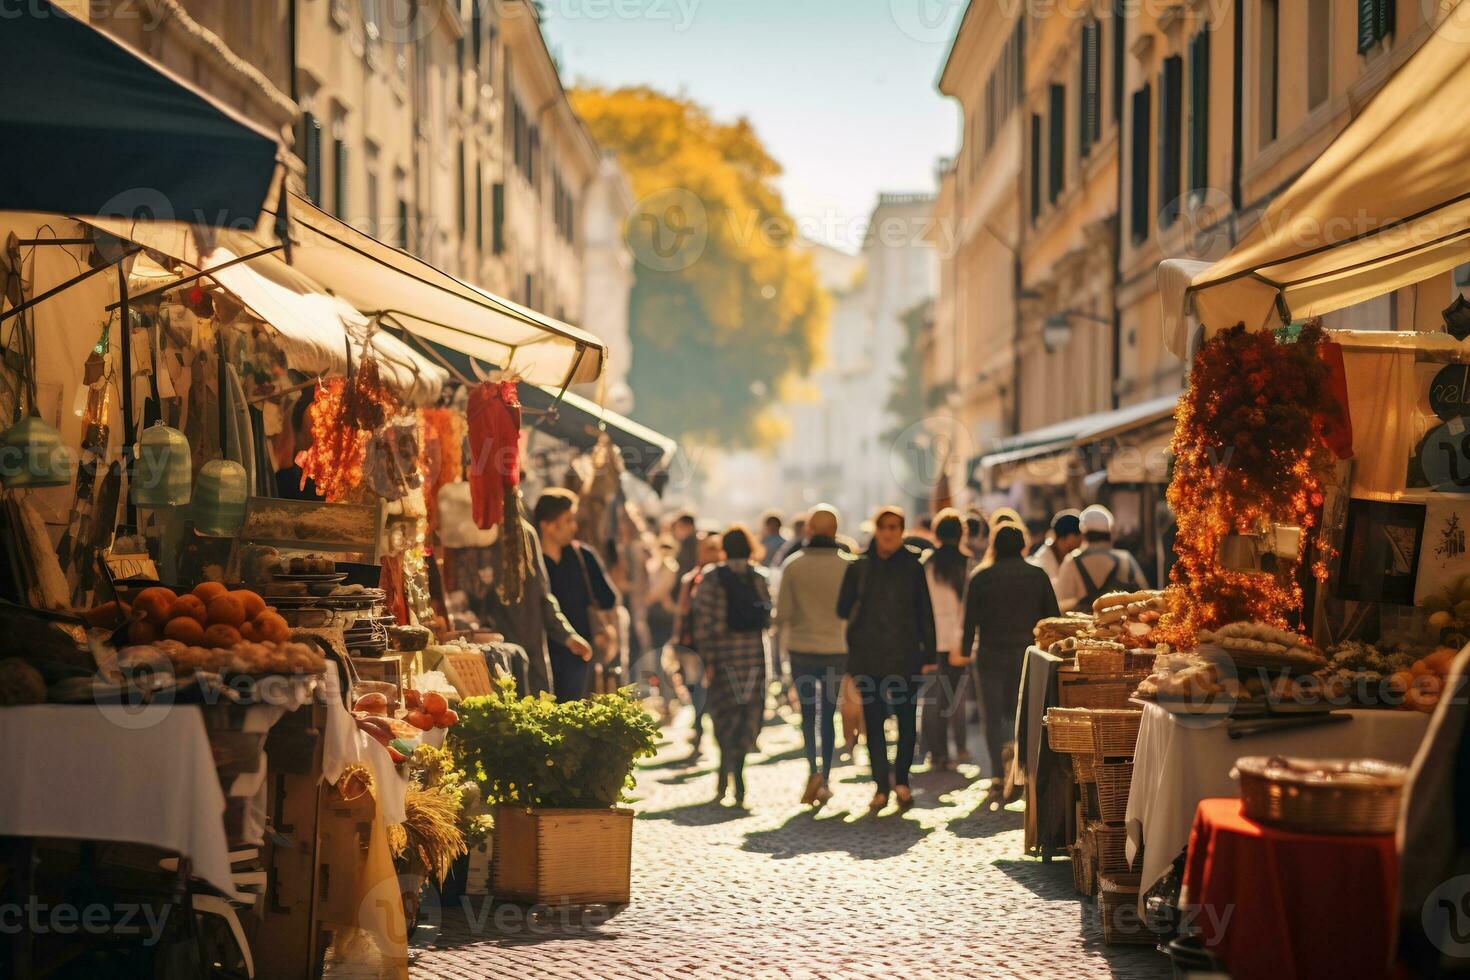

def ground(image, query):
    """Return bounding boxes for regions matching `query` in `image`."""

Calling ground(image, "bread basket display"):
[1231,756,1408,835]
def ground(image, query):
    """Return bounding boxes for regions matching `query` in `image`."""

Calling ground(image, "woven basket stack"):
[1043,704,1151,945]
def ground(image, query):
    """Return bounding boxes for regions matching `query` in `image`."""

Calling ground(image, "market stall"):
[1026,12,1470,970]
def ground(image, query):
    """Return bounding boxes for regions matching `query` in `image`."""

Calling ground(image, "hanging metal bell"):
[0,416,74,488]
[132,421,192,507]
[192,459,247,536]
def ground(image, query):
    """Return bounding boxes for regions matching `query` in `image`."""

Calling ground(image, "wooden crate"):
[492,805,633,906]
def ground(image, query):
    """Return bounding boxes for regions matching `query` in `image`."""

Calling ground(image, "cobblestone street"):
[402,712,1171,979]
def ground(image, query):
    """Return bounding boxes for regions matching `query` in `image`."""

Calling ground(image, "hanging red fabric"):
[1318,340,1354,460]
[467,380,522,530]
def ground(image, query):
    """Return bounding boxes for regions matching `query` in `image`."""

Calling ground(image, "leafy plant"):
[449,679,660,809]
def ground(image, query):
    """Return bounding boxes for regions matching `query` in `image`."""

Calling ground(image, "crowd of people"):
[466,485,1149,814]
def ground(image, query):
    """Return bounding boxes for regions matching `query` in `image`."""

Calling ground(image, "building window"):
[395,166,409,250]
[492,182,505,255]
[1158,55,1182,229]
[331,108,349,219]
[1259,0,1279,147]
[1079,19,1102,158]
[1030,112,1043,222]
[301,111,323,206]
[1047,83,1065,204]
[1308,0,1331,108]
[1188,29,1210,199]
[1357,0,1394,52]
[471,0,483,71]
[1130,84,1151,243]
[364,142,380,237]
[456,140,467,237]
[476,161,484,251]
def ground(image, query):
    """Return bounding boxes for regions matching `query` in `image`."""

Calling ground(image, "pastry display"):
[1036,615,1093,649]
[1196,621,1327,672]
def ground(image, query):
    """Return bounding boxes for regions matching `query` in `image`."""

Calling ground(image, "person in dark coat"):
[959,524,1060,800]
[837,506,937,813]
[536,489,620,702]
[692,525,772,807]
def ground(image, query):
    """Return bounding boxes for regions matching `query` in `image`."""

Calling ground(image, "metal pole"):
[118,261,136,527]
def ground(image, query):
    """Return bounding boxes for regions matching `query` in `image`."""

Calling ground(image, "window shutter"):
[476,162,484,250]
[1111,0,1125,123]
[456,141,467,236]
[1376,0,1394,45]
[302,112,322,206]
[1030,112,1043,221]
[1189,30,1210,197]
[1158,56,1183,228]
[397,197,410,251]
[1079,19,1101,156]
[1048,83,1065,203]
[1358,0,1379,51]
[492,182,505,255]
[1130,84,1151,242]
[333,138,348,218]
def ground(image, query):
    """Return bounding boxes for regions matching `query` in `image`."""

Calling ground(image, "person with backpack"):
[692,525,773,807]
[837,506,937,813]
[960,524,1060,802]
[1052,505,1147,612]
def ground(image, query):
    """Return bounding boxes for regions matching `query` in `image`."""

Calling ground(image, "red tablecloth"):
[1182,797,1398,980]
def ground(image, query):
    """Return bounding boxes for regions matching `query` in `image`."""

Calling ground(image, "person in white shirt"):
[1053,505,1148,612]
[1029,510,1083,585]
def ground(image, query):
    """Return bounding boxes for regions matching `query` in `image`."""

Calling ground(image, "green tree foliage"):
[572,86,829,447]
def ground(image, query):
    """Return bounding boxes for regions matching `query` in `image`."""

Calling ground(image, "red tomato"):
[422,692,448,716]
[434,709,459,729]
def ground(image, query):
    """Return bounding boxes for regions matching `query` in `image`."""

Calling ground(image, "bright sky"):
[540,0,964,254]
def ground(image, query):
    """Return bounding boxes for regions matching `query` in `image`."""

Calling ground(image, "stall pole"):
[118,261,136,527]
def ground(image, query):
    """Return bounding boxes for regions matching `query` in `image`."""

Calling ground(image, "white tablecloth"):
[321,667,408,825]
[1125,702,1430,902]
[0,704,239,899]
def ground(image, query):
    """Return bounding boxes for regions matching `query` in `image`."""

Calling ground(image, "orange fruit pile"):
[129,584,287,648]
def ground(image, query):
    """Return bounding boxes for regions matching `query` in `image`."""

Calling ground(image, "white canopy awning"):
[199,247,446,406]
[261,194,606,388]
[1161,6,1470,355]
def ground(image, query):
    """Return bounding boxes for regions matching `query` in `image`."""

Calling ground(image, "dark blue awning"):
[0,2,281,227]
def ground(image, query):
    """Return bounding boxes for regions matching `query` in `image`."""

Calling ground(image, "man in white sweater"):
[775,504,851,807]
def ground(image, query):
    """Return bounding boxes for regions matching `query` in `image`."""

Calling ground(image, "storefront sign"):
[1429,363,1470,420]
[1417,418,1470,493]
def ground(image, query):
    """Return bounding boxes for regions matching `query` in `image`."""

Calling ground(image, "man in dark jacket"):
[837,506,937,812]
[537,489,620,702]
[959,524,1060,799]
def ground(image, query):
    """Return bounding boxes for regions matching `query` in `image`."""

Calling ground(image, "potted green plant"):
[449,679,659,905]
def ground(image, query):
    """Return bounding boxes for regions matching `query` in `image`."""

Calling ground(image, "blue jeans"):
[789,653,844,778]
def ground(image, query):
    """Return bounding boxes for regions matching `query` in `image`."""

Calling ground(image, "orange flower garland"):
[296,359,400,502]
[1160,322,1342,645]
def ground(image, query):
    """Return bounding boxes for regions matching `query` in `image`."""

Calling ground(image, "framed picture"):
[1336,499,1426,606]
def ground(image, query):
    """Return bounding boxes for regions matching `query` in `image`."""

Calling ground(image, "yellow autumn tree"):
[571,86,828,447]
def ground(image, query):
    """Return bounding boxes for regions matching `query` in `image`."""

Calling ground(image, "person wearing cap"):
[1053,505,1148,612]
[1030,510,1083,584]
[959,524,1060,800]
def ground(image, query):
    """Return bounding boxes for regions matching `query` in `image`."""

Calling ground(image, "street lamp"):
[1043,309,1112,353]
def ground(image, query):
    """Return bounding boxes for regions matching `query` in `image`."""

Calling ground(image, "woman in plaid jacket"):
[692,525,772,807]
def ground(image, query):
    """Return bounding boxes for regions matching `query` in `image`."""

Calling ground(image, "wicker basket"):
[1097,873,1154,946]
[1125,650,1159,672]
[1045,707,1095,753]
[1076,647,1127,673]
[1089,820,1131,874]
[1089,709,1143,758]
[1070,751,1097,784]
[492,805,634,905]
[1058,671,1150,710]
[1233,756,1408,835]
[1095,761,1134,824]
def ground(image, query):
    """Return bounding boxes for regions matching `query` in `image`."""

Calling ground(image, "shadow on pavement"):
[637,799,755,826]
[739,808,933,861]
[947,799,1025,840]
[412,900,629,952]
[989,856,1076,902]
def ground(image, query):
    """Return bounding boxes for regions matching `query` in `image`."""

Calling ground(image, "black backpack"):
[1074,553,1137,607]
[717,565,771,633]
